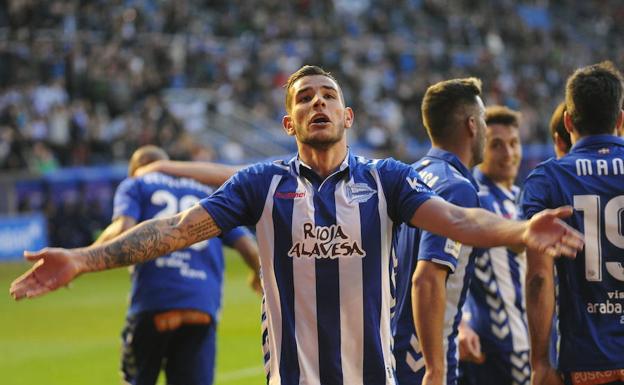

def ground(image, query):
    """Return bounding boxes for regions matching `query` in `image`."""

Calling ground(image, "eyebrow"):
[294,85,338,99]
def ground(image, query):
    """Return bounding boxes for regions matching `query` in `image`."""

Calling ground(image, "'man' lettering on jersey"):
[575,157,624,176]
[288,222,366,259]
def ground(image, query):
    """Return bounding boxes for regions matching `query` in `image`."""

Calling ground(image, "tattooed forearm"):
[82,207,221,272]
[188,216,221,241]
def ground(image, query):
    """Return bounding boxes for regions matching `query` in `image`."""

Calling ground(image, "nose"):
[502,144,513,158]
[312,93,326,108]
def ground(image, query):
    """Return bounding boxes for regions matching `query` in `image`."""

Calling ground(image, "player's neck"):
[433,143,472,169]
[297,141,348,179]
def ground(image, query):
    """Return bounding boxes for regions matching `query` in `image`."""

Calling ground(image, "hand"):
[531,364,563,385]
[134,160,167,177]
[458,322,485,364]
[524,206,584,258]
[9,248,82,300]
[248,272,263,296]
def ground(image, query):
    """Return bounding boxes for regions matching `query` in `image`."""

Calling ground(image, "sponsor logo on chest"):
[288,222,366,259]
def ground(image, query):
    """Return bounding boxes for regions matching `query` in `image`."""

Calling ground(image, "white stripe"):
[257,175,283,385]
[371,167,397,385]
[443,242,472,382]
[490,247,530,351]
[291,177,321,385]
[335,178,364,385]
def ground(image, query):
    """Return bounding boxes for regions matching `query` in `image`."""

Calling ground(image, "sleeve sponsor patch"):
[444,238,462,259]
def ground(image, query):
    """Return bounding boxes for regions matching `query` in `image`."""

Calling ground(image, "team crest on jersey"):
[288,222,366,259]
[346,183,377,204]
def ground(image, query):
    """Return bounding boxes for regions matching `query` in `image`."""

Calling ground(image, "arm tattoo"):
[526,274,545,303]
[84,213,221,271]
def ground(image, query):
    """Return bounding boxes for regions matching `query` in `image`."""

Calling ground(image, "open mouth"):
[310,114,330,125]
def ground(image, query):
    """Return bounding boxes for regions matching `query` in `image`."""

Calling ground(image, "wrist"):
[72,248,92,274]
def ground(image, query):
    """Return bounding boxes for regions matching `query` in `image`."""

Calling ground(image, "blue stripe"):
[358,174,386,384]
[314,182,344,385]
[272,178,300,384]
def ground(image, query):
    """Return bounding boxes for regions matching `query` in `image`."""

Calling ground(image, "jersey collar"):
[473,167,517,201]
[425,148,479,191]
[289,149,352,180]
[571,134,624,152]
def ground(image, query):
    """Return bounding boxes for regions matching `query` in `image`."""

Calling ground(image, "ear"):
[563,110,574,134]
[282,115,295,136]
[616,109,624,133]
[344,107,354,129]
[466,115,477,138]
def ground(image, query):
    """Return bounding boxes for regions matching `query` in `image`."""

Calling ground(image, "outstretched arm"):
[410,198,583,258]
[10,205,222,300]
[232,235,262,295]
[134,160,242,187]
[526,248,563,385]
[412,261,449,385]
[92,216,137,246]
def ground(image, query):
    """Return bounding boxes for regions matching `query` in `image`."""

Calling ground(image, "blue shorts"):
[121,311,216,385]
[459,351,530,385]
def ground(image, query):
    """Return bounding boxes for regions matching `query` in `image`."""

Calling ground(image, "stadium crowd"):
[1,0,624,172]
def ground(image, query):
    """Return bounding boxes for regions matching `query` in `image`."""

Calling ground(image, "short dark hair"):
[284,65,342,113]
[485,105,521,127]
[549,101,572,150]
[421,77,482,143]
[565,61,624,135]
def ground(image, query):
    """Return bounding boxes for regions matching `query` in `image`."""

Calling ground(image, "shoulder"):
[525,158,557,180]
[115,176,139,195]
[349,156,412,177]
[236,160,290,180]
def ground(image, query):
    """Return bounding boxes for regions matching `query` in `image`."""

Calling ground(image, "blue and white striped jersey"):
[393,149,480,385]
[113,172,250,319]
[200,152,436,385]
[520,135,624,373]
[464,168,530,382]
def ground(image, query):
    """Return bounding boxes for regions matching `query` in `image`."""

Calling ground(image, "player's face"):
[283,75,353,149]
[481,123,522,184]
[471,96,487,166]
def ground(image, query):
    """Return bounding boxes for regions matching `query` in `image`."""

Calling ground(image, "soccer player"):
[549,102,572,159]
[393,78,487,385]
[522,61,624,385]
[95,145,261,385]
[11,65,583,385]
[460,106,529,385]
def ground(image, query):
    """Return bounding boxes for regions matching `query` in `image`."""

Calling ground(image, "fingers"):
[9,270,49,300]
[562,228,585,250]
[24,249,48,262]
[549,206,574,219]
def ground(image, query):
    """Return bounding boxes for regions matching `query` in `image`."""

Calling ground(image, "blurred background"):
[0,0,622,384]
